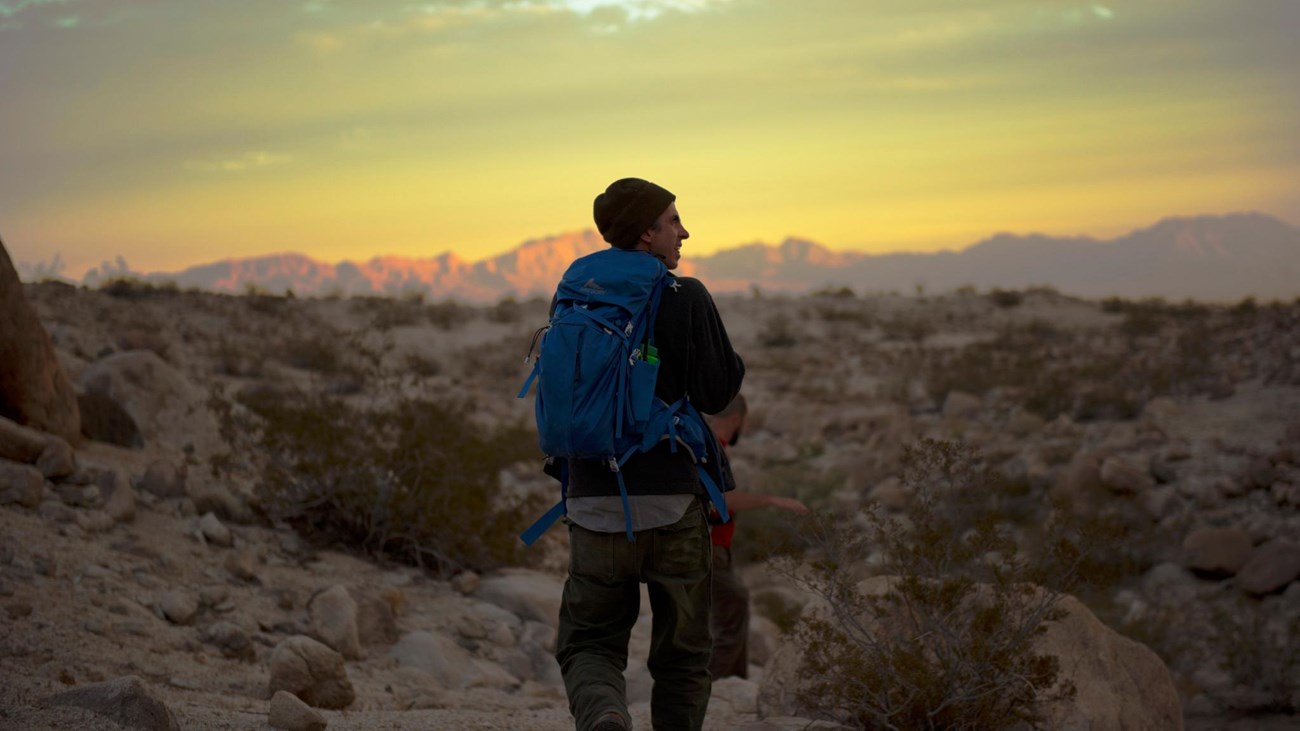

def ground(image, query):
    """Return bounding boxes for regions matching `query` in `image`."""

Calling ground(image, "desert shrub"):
[280,334,345,373]
[759,313,798,348]
[988,288,1023,308]
[777,439,1081,730]
[812,285,857,299]
[878,313,934,344]
[489,295,523,323]
[353,295,424,331]
[99,277,180,300]
[237,387,539,575]
[425,298,472,329]
[404,352,442,377]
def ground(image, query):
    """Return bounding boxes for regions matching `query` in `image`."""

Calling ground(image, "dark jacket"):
[560,270,745,498]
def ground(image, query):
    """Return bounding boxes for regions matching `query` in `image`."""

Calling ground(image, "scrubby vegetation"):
[220,386,539,576]
[776,440,1084,730]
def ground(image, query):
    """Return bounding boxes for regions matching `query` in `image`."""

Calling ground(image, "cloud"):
[184,151,292,174]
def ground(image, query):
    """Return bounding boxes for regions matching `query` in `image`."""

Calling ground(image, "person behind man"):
[554,177,745,731]
[705,394,809,680]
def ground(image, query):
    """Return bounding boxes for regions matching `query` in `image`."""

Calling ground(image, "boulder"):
[758,577,1182,730]
[0,414,49,464]
[77,390,143,448]
[390,630,518,690]
[1182,527,1253,577]
[198,511,233,547]
[47,675,179,731]
[78,350,224,459]
[35,437,76,479]
[308,585,361,660]
[204,620,257,662]
[474,568,563,627]
[269,690,327,731]
[351,590,399,647]
[1238,539,1300,596]
[1099,455,1156,495]
[0,239,81,442]
[268,635,355,709]
[941,390,982,421]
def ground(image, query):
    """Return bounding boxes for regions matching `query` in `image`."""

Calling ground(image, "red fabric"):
[710,517,735,547]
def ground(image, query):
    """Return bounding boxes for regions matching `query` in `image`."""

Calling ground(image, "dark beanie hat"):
[593,178,675,250]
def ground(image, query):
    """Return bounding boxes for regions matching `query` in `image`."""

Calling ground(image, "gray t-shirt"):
[566,493,695,533]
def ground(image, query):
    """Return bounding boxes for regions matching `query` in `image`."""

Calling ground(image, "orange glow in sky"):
[2,0,1297,278]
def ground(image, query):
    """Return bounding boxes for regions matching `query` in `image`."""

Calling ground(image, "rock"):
[47,675,179,731]
[268,635,355,709]
[225,548,261,582]
[1238,539,1300,596]
[54,482,100,508]
[203,620,256,661]
[77,390,143,449]
[1140,486,1176,521]
[1051,451,1104,509]
[0,240,81,442]
[269,690,327,731]
[1005,408,1046,438]
[0,459,45,508]
[941,390,982,420]
[198,512,233,547]
[308,586,361,660]
[0,415,50,464]
[391,630,473,688]
[450,570,480,595]
[351,590,399,647]
[758,577,1182,730]
[101,470,137,524]
[78,350,224,460]
[138,460,186,499]
[388,667,453,710]
[867,476,907,510]
[1183,527,1254,577]
[35,437,75,479]
[390,630,518,690]
[1099,455,1155,495]
[75,510,115,533]
[156,591,199,626]
[474,569,563,627]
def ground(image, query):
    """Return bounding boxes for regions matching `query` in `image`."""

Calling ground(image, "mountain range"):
[87,213,1300,302]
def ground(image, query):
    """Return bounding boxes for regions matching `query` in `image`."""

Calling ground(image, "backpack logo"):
[581,278,606,294]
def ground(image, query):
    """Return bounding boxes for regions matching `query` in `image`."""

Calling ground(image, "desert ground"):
[2,275,1298,730]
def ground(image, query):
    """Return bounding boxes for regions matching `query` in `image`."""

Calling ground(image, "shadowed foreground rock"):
[269,635,356,709]
[759,576,1183,730]
[47,675,180,731]
[0,238,80,442]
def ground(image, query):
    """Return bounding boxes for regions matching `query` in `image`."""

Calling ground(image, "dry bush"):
[98,277,181,300]
[232,387,540,576]
[777,439,1085,730]
[758,313,798,348]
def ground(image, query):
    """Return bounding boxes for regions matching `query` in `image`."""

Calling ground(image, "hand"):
[769,496,809,515]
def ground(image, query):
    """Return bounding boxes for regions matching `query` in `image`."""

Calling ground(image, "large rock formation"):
[0,238,80,442]
[758,576,1183,730]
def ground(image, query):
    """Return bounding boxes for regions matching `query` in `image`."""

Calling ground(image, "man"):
[555,177,745,731]
[703,394,808,680]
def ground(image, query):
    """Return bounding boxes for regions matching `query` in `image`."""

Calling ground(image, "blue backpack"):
[517,249,730,544]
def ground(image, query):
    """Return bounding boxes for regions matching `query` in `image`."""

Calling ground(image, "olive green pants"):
[555,501,713,731]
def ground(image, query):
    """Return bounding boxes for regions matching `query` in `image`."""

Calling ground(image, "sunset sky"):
[2,0,1297,279]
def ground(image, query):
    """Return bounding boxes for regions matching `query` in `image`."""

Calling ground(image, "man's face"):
[640,202,689,270]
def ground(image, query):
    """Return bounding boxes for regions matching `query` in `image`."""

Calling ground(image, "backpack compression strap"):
[519,459,569,546]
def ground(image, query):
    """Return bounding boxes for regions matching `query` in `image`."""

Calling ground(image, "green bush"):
[237,388,540,575]
[778,439,1080,730]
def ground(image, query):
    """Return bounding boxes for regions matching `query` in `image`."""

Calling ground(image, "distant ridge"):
[91,213,1300,302]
